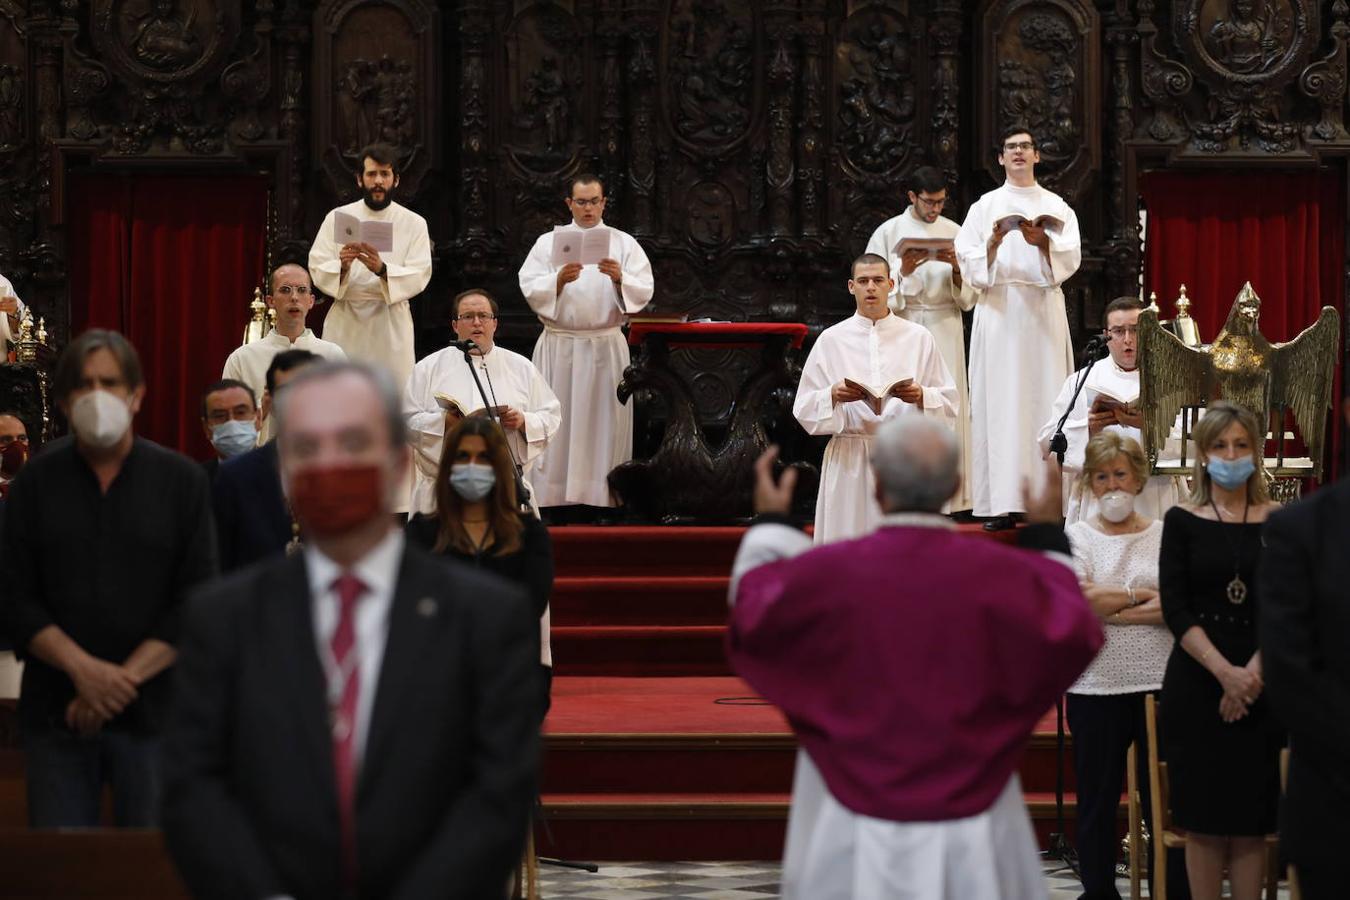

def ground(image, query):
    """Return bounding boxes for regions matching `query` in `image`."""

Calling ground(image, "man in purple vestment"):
[728,417,1103,899]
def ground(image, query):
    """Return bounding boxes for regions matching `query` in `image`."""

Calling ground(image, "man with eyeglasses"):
[403,288,560,516]
[308,142,433,391]
[793,253,957,544]
[955,125,1082,531]
[518,174,654,517]
[866,166,977,513]
[222,263,347,442]
[1038,296,1184,523]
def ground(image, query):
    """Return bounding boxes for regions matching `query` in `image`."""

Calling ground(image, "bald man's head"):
[871,417,960,513]
[267,264,316,336]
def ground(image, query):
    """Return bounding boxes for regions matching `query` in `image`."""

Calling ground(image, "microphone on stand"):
[451,339,478,352]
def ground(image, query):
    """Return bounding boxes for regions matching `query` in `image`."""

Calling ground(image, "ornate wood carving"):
[979,0,1101,203]
[929,0,964,192]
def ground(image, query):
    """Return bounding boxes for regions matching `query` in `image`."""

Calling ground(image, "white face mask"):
[1099,489,1134,524]
[69,390,133,449]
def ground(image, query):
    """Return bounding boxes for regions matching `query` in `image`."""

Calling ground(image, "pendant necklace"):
[1209,495,1250,605]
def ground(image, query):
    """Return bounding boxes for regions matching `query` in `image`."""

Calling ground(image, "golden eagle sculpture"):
[1137,282,1340,476]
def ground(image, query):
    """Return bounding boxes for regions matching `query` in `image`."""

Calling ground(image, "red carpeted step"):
[550,526,746,577]
[550,575,730,626]
[551,625,731,676]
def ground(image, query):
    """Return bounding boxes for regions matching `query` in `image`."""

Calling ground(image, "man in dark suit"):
[212,349,318,570]
[1259,405,1350,900]
[163,361,540,900]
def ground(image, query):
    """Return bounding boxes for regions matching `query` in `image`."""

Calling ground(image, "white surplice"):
[221,328,348,442]
[1037,361,1186,524]
[866,208,977,511]
[518,219,654,507]
[956,182,1080,517]
[402,344,561,516]
[0,273,25,346]
[309,200,433,391]
[793,312,957,545]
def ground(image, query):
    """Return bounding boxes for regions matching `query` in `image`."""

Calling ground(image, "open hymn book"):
[892,237,954,259]
[550,225,613,267]
[1085,384,1136,414]
[434,394,508,419]
[333,211,395,252]
[992,214,1065,236]
[845,378,914,415]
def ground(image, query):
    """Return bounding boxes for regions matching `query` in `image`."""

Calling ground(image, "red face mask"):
[287,463,385,538]
[0,440,28,480]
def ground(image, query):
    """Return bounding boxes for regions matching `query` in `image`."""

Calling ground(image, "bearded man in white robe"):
[518,174,654,513]
[866,166,977,512]
[309,142,433,391]
[793,253,957,545]
[956,126,1081,531]
[403,288,561,516]
[1038,296,1185,523]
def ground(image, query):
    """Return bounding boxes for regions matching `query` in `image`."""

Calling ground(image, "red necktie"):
[330,572,367,892]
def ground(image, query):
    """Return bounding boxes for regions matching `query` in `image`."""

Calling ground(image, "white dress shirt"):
[303,527,404,771]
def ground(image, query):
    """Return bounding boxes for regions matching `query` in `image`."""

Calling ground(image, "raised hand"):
[752,445,797,516]
[556,263,584,295]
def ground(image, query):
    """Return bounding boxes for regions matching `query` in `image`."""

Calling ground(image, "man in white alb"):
[221,264,346,442]
[866,166,977,512]
[956,126,1081,531]
[1038,296,1185,523]
[518,174,654,515]
[403,288,561,516]
[309,142,433,390]
[793,253,957,545]
[0,271,26,350]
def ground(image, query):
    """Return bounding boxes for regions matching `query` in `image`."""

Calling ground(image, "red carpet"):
[538,525,1103,861]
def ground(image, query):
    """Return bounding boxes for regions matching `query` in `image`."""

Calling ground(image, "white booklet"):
[550,225,613,267]
[334,211,394,253]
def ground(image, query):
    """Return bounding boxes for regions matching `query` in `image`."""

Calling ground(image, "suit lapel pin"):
[416,597,439,618]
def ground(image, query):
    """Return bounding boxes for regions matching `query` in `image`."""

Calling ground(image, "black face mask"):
[361,184,394,211]
[1,439,28,479]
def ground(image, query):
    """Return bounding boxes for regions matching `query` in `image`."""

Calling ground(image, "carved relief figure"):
[0,65,22,149]
[130,0,203,70]
[998,11,1079,170]
[1205,0,1290,74]
[335,55,416,158]
[686,181,735,247]
[669,0,752,143]
[516,57,571,152]
[837,18,915,173]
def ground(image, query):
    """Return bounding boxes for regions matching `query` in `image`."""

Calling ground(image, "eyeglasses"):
[454,313,496,322]
[914,195,947,208]
[1002,141,1036,152]
[273,285,311,297]
[570,197,605,208]
[0,434,28,447]
[1106,326,1139,338]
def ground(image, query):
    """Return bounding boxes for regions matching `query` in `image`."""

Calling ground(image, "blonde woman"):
[1159,401,1284,900]
[1065,432,1184,899]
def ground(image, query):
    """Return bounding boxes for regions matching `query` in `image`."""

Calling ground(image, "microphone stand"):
[1042,337,1107,878]
[457,341,532,512]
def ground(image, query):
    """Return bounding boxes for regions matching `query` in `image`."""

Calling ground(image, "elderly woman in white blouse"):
[1065,431,1184,899]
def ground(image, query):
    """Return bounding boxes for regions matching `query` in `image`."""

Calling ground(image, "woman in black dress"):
[406,417,555,716]
[1159,401,1283,900]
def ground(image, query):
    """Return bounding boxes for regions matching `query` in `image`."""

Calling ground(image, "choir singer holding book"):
[793,253,956,545]
[517,174,653,516]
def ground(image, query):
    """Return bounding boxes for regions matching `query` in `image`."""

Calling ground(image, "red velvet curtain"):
[68,174,268,460]
[1140,169,1346,475]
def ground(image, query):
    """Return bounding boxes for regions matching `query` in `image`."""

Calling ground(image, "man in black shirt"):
[1,329,217,827]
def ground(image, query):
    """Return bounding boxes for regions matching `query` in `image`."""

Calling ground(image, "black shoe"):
[982,514,1017,532]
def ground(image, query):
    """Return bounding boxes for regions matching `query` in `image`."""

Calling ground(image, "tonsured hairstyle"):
[1104,295,1145,317]
[850,252,891,277]
[452,288,500,318]
[432,417,523,556]
[53,329,144,402]
[909,166,947,196]
[1079,431,1150,495]
[568,172,604,196]
[268,263,311,294]
[996,123,1038,155]
[200,378,257,419]
[271,360,407,451]
[265,349,320,395]
[872,417,960,513]
[357,142,400,177]
[1188,400,1270,506]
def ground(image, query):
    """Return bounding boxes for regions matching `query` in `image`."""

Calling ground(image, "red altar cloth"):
[627,321,808,349]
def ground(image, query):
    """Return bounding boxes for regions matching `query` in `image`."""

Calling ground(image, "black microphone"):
[451,339,477,352]
[1082,334,1110,361]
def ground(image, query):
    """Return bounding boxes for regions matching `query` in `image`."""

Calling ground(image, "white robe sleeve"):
[0,276,24,345]
[404,359,447,480]
[382,215,433,306]
[308,210,348,301]
[616,235,655,315]
[915,336,958,420]
[1038,374,1087,462]
[518,235,562,321]
[955,200,996,292]
[519,367,562,466]
[792,339,881,436]
[1044,205,1082,287]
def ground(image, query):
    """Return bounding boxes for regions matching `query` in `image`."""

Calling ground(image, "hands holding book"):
[833,378,920,413]
[1088,396,1142,435]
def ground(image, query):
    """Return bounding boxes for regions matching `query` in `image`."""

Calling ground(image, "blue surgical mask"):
[450,462,496,502]
[1206,455,1256,490]
[211,418,258,459]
